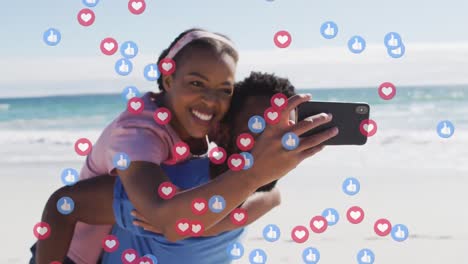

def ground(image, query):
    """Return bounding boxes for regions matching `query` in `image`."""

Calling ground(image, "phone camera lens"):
[356,106,368,114]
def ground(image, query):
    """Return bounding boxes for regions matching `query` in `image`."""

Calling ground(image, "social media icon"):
[384,32,402,49]
[57,197,75,215]
[173,142,190,160]
[144,63,160,82]
[282,132,300,150]
[102,235,119,253]
[137,256,154,264]
[249,249,267,264]
[77,8,95,27]
[359,119,377,137]
[100,37,118,56]
[209,195,226,213]
[391,224,409,242]
[190,220,205,236]
[347,206,365,224]
[209,146,227,164]
[143,254,158,264]
[61,168,79,186]
[226,242,244,260]
[378,82,396,100]
[230,208,248,226]
[274,30,292,48]
[228,154,245,171]
[158,182,177,199]
[357,249,375,264]
[127,97,144,114]
[342,177,360,196]
[248,115,266,134]
[122,86,140,101]
[321,208,340,226]
[320,21,338,39]
[33,222,51,240]
[121,248,138,264]
[374,218,392,237]
[128,0,146,15]
[43,28,61,46]
[264,107,280,125]
[191,198,208,215]
[115,58,133,76]
[348,35,366,54]
[175,218,191,235]
[82,0,99,7]
[437,120,455,138]
[120,41,139,59]
[310,215,328,233]
[387,43,405,59]
[237,133,255,151]
[74,138,92,156]
[263,224,281,242]
[159,58,176,75]
[240,152,254,170]
[113,152,131,170]
[271,93,288,110]
[302,247,320,264]
[291,225,309,243]
[153,107,172,125]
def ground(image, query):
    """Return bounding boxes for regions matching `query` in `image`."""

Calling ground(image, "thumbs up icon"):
[286,134,296,147]
[325,210,336,223]
[324,23,335,36]
[47,30,58,43]
[61,198,71,212]
[124,43,135,56]
[212,197,223,210]
[252,118,263,130]
[147,66,158,78]
[360,251,372,263]
[352,38,362,51]
[394,226,406,239]
[440,122,451,135]
[306,249,317,262]
[117,154,128,168]
[252,251,264,263]
[230,244,241,257]
[126,87,136,100]
[243,154,251,168]
[387,34,399,47]
[119,61,129,73]
[346,179,357,193]
[65,170,76,183]
[266,226,277,239]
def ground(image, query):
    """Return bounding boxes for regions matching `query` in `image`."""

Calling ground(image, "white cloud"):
[1,42,468,98]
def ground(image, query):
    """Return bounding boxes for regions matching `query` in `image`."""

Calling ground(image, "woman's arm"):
[119,94,337,242]
[132,187,282,236]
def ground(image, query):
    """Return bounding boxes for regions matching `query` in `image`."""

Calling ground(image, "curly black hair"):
[210,71,297,193]
[156,28,239,92]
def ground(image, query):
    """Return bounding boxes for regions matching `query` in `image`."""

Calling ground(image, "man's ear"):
[162,75,173,92]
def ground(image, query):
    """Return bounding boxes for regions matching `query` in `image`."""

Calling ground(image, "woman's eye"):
[190,81,202,87]
[222,88,233,95]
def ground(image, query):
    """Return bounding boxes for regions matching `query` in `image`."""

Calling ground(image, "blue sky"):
[1,0,468,97]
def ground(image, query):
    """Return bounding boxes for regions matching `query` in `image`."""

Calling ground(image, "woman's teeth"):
[192,109,213,121]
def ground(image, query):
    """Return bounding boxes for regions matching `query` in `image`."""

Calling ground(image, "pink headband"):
[166,30,237,59]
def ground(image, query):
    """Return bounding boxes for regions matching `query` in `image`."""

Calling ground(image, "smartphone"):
[294,101,371,145]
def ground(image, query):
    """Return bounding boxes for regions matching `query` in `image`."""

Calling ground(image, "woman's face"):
[163,47,236,140]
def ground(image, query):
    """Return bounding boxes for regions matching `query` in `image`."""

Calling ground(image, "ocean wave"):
[0,130,102,145]
[0,104,9,111]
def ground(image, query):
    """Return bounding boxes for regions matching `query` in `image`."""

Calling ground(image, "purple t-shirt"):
[68,92,185,264]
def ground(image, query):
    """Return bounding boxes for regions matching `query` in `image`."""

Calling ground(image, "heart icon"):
[173,142,190,160]
[102,235,120,252]
[121,249,138,264]
[191,198,208,215]
[154,108,172,125]
[127,97,144,115]
[228,154,245,171]
[310,215,328,233]
[158,182,177,199]
[190,220,204,236]
[128,0,146,15]
[37,227,47,236]
[175,219,191,235]
[374,218,392,236]
[291,225,309,243]
[178,222,189,232]
[359,119,377,137]
[346,206,365,224]
[162,62,173,71]
[176,147,186,155]
[100,37,118,56]
[81,13,91,22]
[378,82,397,100]
[273,30,292,48]
[159,58,176,75]
[230,208,248,225]
[104,43,115,51]
[77,9,95,27]
[33,222,51,240]
[132,1,142,10]
[264,107,280,124]
[106,240,116,248]
[274,98,285,107]
[194,203,205,211]
[271,93,288,110]
[209,147,227,164]
[236,133,254,151]
[382,87,392,96]
[137,257,153,264]
[74,138,92,156]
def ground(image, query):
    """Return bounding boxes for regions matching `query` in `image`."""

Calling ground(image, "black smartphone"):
[294,101,371,145]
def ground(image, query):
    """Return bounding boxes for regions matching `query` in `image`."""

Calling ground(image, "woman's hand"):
[131,210,163,234]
